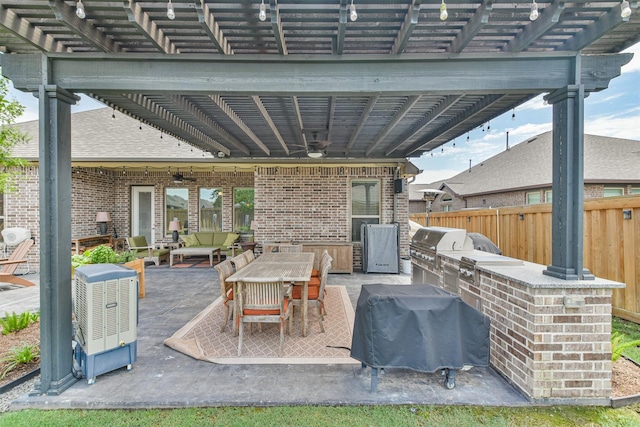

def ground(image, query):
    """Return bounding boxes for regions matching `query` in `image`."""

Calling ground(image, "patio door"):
[131,186,155,245]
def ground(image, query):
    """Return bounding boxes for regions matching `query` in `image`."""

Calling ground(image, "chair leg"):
[238,321,244,356]
[220,304,229,333]
[279,320,285,356]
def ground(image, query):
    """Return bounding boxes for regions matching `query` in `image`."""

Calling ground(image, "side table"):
[239,241,258,253]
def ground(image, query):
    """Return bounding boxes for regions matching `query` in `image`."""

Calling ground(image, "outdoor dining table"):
[226,252,315,337]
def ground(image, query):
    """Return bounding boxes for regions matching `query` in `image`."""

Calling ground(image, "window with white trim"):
[526,191,541,205]
[603,187,624,197]
[351,179,380,242]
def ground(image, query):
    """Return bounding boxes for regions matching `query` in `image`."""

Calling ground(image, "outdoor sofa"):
[180,231,240,258]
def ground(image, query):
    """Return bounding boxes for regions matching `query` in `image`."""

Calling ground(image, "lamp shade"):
[96,212,111,223]
[168,219,181,231]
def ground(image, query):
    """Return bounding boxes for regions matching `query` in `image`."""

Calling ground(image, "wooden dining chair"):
[241,249,255,264]
[311,250,332,278]
[278,244,302,253]
[236,278,292,356]
[290,256,332,333]
[230,253,249,271]
[213,260,235,333]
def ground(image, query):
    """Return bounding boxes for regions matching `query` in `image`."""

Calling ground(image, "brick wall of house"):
[3,166,40,268]
[254,165,409,270]
[6,166,409,271]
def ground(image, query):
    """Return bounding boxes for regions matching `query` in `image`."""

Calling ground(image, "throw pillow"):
[223,233,239,247]
[182,234,199,247]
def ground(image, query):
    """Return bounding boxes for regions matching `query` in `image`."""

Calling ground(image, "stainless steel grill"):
[410,227,474,285]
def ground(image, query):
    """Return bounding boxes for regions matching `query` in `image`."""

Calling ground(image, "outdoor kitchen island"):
[410,227,624,403]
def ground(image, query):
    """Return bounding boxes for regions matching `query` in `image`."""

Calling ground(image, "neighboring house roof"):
[408,181,446,201]
[10,107,421,176]
[411,132,640,198]
[11,107,215,161]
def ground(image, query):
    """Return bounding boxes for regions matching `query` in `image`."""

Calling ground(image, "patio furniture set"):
[215,247,333,356]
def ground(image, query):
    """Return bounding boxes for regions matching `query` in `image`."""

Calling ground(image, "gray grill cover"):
[351,284,490,372]
[467,232,502,255]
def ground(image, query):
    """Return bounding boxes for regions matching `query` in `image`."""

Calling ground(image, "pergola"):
[0,0,637,395]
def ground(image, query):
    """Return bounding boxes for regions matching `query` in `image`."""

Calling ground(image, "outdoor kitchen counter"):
[437,250,625,290]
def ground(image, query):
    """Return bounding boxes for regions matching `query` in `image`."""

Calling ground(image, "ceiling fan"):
[172,171,196,184]
[291,132,332,158]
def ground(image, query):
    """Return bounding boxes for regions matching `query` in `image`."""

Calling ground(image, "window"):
[545,190,553,203]
[526,191,541,205]
[603,187,624,197]
[233,188,254,232]
[166,188,188,236]
[631,188,640,195]
[199,188,222,232]
[351,180,380,242]
[441,194,452,212]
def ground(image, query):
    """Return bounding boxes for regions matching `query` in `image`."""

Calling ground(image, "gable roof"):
[413,132,640,198]
[11,107,206,161]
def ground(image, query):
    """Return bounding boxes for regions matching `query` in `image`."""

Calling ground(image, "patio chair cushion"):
[243,299,289,316]
[194,232,215,246]
[309,276,321,286]
[129,235,148,249]
[292,284,320,300]
[182,234,200,247]
[222,233,239,247]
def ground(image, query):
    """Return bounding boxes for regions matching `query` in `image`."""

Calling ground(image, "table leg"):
[302,280,308,337]
[170,252,174,267]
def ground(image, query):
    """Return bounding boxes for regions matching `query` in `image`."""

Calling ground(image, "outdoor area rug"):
[164,285,359,365]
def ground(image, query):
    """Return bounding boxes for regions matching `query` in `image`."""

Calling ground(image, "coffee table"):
[169,247,221,267]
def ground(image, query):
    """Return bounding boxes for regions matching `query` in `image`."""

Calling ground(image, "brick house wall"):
[5,165,409,271]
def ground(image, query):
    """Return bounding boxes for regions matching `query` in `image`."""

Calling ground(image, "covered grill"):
[351,284,491,391]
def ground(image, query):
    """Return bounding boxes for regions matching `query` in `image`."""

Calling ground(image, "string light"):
[259,0,267,21]
[111,108,116,120]
[529,0,539,21]
[466,132,470,142]
[621,0,632,18]
[75,0,86,19]
[139,120,142,130]
[511,108,516,121]
[144,167,148,176]
[167,0,175,20]
[487,121,491,131]
[440,0,448,21]
[349,0,358,21]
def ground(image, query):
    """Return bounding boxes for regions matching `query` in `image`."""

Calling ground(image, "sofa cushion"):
[222,233,239,247]
[194,232,214,246]
[212,232,229,246]
[182,234,200,247]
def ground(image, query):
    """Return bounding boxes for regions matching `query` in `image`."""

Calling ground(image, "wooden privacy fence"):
[410,195,640,323]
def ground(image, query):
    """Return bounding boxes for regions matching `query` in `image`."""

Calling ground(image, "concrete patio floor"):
[4,264,528,409]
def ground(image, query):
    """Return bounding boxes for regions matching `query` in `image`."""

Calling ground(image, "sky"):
[8,45,640,185]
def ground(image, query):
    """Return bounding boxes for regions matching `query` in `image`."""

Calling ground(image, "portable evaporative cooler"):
[73,264,138,384]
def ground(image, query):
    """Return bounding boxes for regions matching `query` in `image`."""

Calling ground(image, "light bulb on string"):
[487,121,491,131]
[512,109,516,121]
[349,1,358,22]
[139,120,142,130]
[621,0,631,18]
[467,132,470,142]
[75,0,86,19]
[259,0,267,21]
[441,146,444,153]
[453,139,456,148]
[440,0,448,21]
[167,0,175,20]
[111,109,116,120]
[529,0,539,21]
[144,167,148,176]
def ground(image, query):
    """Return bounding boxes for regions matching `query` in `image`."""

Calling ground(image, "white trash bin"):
[401,257,411,275]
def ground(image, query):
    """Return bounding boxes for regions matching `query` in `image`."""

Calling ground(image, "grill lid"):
[411,227,474,251]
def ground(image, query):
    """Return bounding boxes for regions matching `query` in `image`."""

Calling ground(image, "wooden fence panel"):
[410,195,640,322]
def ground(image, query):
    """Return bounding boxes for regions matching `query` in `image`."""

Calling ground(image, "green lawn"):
[1,317,640,426]
[1,405,640,427]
